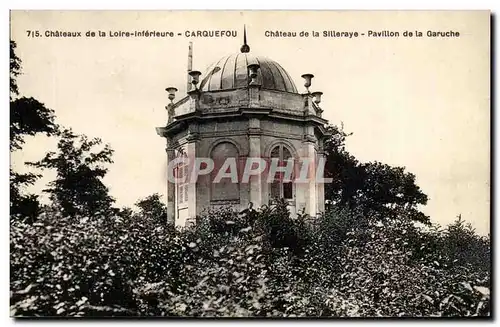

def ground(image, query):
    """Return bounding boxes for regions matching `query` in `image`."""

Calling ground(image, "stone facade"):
[156,48,330,227]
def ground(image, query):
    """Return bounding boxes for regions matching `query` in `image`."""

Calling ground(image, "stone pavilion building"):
[156,30,331,226]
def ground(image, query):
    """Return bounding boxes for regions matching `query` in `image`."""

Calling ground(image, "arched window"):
[210,142,240,202]
[270,144,294,200]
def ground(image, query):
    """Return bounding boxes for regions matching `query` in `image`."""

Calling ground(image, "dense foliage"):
[134,193,168,224]
[10,201,490,317]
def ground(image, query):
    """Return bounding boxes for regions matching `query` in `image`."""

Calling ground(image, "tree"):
[10,40,20,97]
[357,161,429,223]
[10,40,58,220]
[323,124,364,207]
[28,128,115,218]
[10,40,58,151]
[10,97,59,151]
[442,215,490,272]
[323,123,430,224]
[10,170,41,222]
[135,193,168,223]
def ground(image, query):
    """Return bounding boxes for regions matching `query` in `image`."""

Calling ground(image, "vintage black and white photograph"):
[9,10,491,318]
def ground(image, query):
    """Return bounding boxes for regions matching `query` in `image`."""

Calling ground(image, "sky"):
[10,10,490,234]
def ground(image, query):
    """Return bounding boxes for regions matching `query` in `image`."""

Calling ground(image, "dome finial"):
[240,25,250,53]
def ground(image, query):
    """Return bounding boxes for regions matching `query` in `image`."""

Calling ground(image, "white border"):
[2,1,497,326]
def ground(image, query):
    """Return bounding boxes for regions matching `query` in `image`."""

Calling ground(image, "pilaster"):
[186,125,199,220]
[301,125,318,217]
[316,150,326,214]
[248,117,263,208]
[166,140,176,225]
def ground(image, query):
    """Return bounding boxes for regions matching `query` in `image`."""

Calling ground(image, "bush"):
[10,204,490,317]
[331,219,490,317]
[10,209,189,316]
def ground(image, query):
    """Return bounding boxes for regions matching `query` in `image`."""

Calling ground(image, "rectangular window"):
[271,181,280,199]
[269,145,294,201]
[176,162,189,205]
[283,182,293,199]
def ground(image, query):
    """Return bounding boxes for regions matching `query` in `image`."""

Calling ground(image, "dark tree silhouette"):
[10,40,20,97]
[323,123,430,224]
[28,128,115,218]
[10,40,58,220]
[10,97,58,151]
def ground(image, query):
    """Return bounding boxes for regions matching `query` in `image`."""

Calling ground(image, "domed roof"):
[199,53,298,93]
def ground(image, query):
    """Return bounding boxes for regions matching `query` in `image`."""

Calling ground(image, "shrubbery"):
[10,201,490,317]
